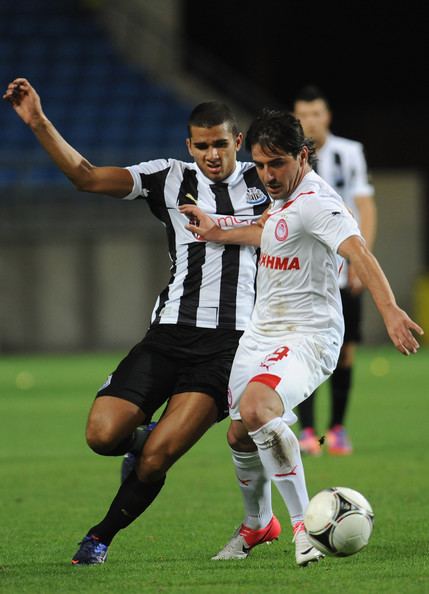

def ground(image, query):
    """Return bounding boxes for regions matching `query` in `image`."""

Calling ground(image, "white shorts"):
[228,330,340,422]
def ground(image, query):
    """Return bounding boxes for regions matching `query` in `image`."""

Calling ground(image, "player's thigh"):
[92,343,180,433]
[139,391,218,471]
[272,337,338,412]
[228,334,262,422]
[231,333,338,418]
[173,346,238,424]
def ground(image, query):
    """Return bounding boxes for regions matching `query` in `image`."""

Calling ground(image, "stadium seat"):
[0,0,192,188]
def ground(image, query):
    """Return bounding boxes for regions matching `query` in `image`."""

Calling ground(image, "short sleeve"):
[122,159,171,200]
[300,194,362,253]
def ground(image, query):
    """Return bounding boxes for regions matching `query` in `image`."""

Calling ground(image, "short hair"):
[294,85,330,109]
[245,108,317,168]
[187,102,239,137]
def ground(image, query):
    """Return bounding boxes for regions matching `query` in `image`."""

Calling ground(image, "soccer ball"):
[304,487,374,556]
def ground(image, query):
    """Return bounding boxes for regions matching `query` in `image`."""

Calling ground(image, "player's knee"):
[227,422,254,451]
[240,404,264,431]
[137,450,171,482]
[85,422,118,455]
[240,396,278,431]
[240,383,284,431]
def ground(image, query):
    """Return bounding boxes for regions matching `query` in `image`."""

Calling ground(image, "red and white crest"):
[275,218,288,241]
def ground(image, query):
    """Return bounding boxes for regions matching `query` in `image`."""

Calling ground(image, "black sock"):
[88,471,165,545]
[298,390,316,429]
[330,366,352,427]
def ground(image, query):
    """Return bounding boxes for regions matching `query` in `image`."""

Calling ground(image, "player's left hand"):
[383,305,424,355]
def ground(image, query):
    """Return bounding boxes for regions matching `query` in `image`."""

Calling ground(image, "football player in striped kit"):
[5,79,315,565]
[293,86,378,456]
[181,108,422,564]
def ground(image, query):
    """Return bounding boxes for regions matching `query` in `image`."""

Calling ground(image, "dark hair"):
[187,101,239,137]
[294,85,330,109]
[245,108,317,168]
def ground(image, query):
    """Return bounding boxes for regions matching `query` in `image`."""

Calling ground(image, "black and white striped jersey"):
[125,159,271,330]
[316,134,374,288]
[316,134,374,219]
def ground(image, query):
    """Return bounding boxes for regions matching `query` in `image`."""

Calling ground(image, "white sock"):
[231,449,273,530]
[273,447,309,525]
[249,417,309,526]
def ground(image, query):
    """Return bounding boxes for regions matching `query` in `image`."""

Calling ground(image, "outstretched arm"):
[179,204,265,246]
[348,194,378,294]
[339,235,424,355]
[3,78,132,197]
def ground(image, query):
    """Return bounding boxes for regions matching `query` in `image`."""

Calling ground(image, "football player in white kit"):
[181,108,423,565]
[293,85,378,456]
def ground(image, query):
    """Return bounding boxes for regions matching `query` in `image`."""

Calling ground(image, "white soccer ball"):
[304,487,374,556]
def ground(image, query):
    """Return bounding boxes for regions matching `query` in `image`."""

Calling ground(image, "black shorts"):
[341,288,362,343]
[96,324,243,422]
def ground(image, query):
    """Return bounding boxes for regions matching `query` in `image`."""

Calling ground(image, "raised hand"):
[3,78,44,127]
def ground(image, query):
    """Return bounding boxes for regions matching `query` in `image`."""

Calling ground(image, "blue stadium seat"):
[0,0,192,189]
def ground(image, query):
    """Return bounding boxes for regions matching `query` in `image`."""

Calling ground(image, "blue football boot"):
[71,535,108,565]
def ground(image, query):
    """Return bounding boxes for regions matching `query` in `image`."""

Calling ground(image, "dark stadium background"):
[1,0,427,352]
[184,2,428,170]
[184,1,429,265]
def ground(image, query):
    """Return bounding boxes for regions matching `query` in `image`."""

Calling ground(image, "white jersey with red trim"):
[248,170,361,343]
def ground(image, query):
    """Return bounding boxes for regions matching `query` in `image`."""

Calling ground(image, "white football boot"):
[293,521,324,566]
[212,516,281,560]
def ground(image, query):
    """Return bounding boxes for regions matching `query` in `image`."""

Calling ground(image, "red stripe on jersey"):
[295,191,316,199]
[281,191,315,211]
[268,191,316,217]
[249,373,281,390]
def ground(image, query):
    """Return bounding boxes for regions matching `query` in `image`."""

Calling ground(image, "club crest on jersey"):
[246,187,268,205]
[275,218,288,241]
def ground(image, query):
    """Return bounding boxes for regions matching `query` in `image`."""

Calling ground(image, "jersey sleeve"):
[349,143,374,199]
[300,193,362,253]
[122,159,171,200]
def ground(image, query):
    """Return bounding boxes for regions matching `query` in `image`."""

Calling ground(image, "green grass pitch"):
[1,347,428,593]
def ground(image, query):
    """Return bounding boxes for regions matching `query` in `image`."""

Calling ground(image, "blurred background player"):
[293,85,377,456]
